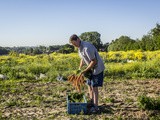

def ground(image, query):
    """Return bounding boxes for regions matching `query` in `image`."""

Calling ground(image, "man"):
[69,34,105,112]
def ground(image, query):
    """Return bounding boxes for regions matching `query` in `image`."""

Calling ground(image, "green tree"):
[0,47,9,55]
[140,35,155,51]
[48,45,61,52]
[103,42,109,52]
[150,23,160,50]
[39,46,46,53]
[108,36,137,51]
[58,44,74,54]
[33,48,42,55]
[79,31,103,50]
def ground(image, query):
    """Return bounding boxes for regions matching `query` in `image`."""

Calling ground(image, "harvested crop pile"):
[67,74,85,93]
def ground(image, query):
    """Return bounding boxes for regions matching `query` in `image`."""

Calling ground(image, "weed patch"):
[138,95,160,110]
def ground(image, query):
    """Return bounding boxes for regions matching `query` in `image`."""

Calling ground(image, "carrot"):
[67,74,85,93]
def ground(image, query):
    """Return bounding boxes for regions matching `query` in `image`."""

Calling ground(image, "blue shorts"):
[86,71,104,87]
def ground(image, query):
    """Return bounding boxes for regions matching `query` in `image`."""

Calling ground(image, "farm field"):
[0,78,160,120]
[0,50,160,119]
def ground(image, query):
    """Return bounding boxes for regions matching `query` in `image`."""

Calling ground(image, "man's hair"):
[69,34,79,42]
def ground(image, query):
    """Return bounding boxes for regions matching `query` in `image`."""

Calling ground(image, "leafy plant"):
[138,95,160,110]
[68,92,85,103]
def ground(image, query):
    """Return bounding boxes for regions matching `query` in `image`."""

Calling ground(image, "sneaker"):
[89,107,99,113]
[89,107,97,113]
[87,99,94,108]
[88,99,93,104]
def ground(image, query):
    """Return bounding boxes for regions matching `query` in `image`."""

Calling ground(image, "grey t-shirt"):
[78,41,105,75]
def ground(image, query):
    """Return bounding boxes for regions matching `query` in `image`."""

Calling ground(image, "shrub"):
[28,64,50,76]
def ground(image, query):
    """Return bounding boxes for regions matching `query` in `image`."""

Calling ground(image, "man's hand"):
[76,69,81,74]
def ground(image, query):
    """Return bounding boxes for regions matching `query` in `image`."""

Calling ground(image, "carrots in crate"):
[67,74,85,93]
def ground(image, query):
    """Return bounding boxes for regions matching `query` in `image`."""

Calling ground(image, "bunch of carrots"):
[67,74,85,93]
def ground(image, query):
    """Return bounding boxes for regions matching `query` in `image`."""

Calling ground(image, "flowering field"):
[0,50,160,119]
[0,50,160,80]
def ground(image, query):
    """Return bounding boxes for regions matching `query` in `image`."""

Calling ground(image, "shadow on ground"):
[87,103,113,115]
[99,104,113,114]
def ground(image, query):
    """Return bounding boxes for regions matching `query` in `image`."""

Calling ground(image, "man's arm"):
[79,59,84,70]
[81,58,97,74]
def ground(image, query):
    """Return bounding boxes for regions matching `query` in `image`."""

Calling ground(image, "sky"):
[0,0,160,47]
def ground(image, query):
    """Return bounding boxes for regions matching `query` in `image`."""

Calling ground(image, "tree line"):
[0,23,160,55]
[108,23,160,51]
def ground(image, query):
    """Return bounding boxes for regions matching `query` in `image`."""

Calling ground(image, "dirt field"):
[1,79,160,120]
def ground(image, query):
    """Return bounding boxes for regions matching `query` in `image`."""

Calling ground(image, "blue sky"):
[0,0,160,47]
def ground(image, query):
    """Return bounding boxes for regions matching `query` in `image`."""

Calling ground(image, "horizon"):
[0,0,160,47]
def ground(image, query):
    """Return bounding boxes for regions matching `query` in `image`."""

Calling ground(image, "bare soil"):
[1,79,160,120]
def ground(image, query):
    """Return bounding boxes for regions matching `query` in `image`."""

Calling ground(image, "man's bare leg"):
[93,87,98,109]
